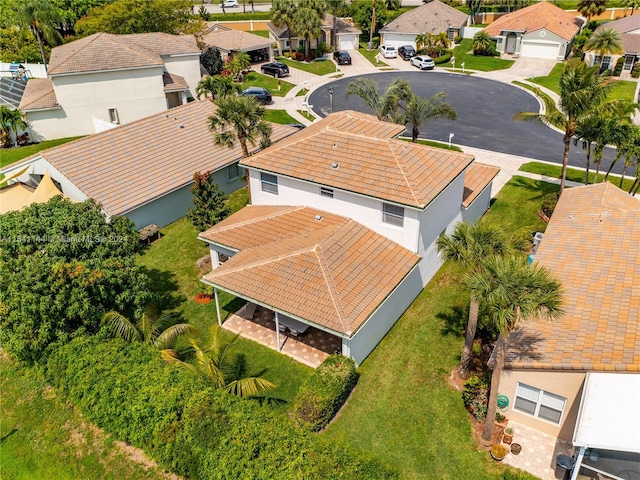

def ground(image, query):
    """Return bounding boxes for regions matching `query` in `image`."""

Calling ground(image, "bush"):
[296,51,305,61]
[462,373,490,421]
[541,192,560,219]
[632,63,640,78]
[187,170,231,231]
[293,355,358,432]
[613,56,624,76]
[434,52,453,64]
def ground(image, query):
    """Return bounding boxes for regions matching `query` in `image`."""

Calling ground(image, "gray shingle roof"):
[380,0,468,35]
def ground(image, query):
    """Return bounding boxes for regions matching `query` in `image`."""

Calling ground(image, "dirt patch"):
[114,441,182,480]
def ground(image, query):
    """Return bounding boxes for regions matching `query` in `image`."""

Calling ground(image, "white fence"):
[0,62,47,78]
[462,26,483,39]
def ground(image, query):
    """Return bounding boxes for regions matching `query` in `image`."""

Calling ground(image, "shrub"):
[491,444,509,458]
[462,373,490,421]
[201,46,223,76]
[632,63,640,78]
[187,170,231,231]
[613,56,624,76]
[296,51,305,61]
[541,192,560,218]
[293,355,358,431]
[434,52,452,64]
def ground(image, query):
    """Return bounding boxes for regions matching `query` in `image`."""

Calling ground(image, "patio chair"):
[277,323,288,333]
[288,328,301,338]
[241,302,257,320]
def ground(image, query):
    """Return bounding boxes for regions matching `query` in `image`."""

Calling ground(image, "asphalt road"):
[308,71,628,176]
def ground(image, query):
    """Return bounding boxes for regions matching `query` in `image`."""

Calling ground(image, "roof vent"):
[315,214,322,221]
[179,124,184,128]
[333,143,337,148]
[331,162,338,169]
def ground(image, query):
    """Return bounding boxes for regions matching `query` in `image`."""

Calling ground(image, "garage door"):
[381,34,415,49]
[339,36,356,50]
[520,41,560,59]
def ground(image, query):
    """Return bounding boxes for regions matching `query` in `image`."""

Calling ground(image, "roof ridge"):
[313,241,349,332]
[50,33,108,73]
[388,139,421,207]
[205,206,304,233]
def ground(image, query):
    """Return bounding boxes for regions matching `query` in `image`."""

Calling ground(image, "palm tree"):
[437,223,524,378]
[271,0,296,58]
[577,0,607,21]
[294,7,322,58]
[585,28,624,70]
[403,91,457,142]
[622,0,640,16]
[196,75,241,101]
[515,59,621,193]
[574,115,601,183]
[345,77,412,122]
[163,328,276,398]
[101,306,198,350]
[415,33,428,53]
[226,52,251,81]
[15,0,62,69]
[472,31,493,55]
[618,127,640,188]
[208,95,272,158]
[467,255,564,442]
[0,106,26,147]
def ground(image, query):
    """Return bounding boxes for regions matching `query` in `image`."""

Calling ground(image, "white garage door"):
[381,33,415,49]
[520,41,560,59]
[339,36,356,50]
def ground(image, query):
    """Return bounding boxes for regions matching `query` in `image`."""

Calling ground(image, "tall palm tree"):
[577,0,607,21]
[403,91,457,142]
[437,223,524,378]
[294,6,322,58]
[196,75,241,101]
[208,95,272,158]
[15,0,62,69]
[163,328,276,398]
[345,77,412,122]
[515,59,621,193]
[467,255,564,442]
[618,128,640,188]
[101,306,198,350]
[271,0,296,58]
[574,115,601,183]
[415,33,428,53]
[585,28,624,70]
[622,0,640,16]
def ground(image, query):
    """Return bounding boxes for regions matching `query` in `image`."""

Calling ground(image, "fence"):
[0,62,47,79]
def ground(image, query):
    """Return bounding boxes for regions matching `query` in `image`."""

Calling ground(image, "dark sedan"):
[398,45,416,61]
[333,50,352,65]
[242,87,272,104]
[260,62,290,78]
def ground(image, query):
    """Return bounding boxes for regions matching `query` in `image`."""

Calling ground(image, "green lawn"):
[519,161,636,192]
[1,136,83,168]
[264,109,300,124]
[275,56,338,76]
[399,136,463,152]
[527,62,563,93]
[512,80,564,129]
[249,29,270,38]
[242,71,294,96]
[358,41,389,67]
[452,39,514,72]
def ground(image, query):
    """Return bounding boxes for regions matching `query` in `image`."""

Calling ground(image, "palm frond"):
[100,311,141,343]
[225,377,276,398]
[154,323,199,350]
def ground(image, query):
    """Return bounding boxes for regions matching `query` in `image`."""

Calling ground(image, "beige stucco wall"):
[499,369,586,441]
[163,54,203,98]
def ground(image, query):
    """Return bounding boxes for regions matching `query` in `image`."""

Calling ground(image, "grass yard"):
[242,71,294,96]
[519,161,636,192]
[359,41,389,67]
[0,357,169,480]
[452,40,514,72]
[324,176,553,479]
[297,110,315,121]
[249,30,270,38]
[399,136,463,152]
[275,57,337,76]
[527,62,563,93]
[264,109,300,124]
[296,87,308,97]
[512,81,564,129]
[1,136,83,168]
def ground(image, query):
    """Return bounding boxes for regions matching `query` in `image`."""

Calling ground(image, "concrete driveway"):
[478,57,557,82]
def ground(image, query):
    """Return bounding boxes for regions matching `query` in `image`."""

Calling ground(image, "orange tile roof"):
[462,163,500,208]
[163,72,189,92]
[201,206,420,335]
[25,100,298,216]
[508,183,640,372]
[19,78,59,111]
[484,1,583,41]
[241,111,474,209]
[201,28,273,52]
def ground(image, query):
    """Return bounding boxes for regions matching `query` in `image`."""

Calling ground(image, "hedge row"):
[293,355,358,432]
[46,338,394,479]
[434,52,453,65]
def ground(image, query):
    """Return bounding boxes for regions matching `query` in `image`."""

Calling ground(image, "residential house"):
[19,32,203,141]
[0,100,298,229]
[484,1,584,59]
[201,23,274,62]
[268,14,361,53]
[584,15,640,74]
[198,111,500,366]
[379,0,469,48]
[496,183,639,478]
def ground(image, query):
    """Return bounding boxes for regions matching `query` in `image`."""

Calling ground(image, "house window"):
[260,172,278,194]
[284,39,290,49]
[601,55,612,70]
[382,203,404,227]
[227,163,240,182]
[320,186,334,198]
[514,383,567,424]
[108,108,120,124]
[447,28,455,41]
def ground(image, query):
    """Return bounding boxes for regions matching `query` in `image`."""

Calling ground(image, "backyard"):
[1,136,83,168]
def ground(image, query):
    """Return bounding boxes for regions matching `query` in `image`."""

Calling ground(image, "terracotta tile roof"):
[484,1,583,41]
[201,28,274,52]
[47,32,199,75]
[507,183,640,372]
[19,78,59,111]
[462,163,500,208]
[380,0,468,35]
[25,100,298,216]
[241,111,474,209]
[594,15,640,55]
[201,206,420,335]
[163,72,189,92]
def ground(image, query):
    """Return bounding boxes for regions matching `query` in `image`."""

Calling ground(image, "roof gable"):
[19,78,59,111]
[380,0,469,34]
[201,28,273,52]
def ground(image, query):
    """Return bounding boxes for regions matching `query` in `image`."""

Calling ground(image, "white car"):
[221,0,238,7]
[410,55,435,70]
[379,45,397,58]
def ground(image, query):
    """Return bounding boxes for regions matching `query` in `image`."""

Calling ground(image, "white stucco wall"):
[25,108,69,142]
[162,54,203,99]
[461,182,493,224]
[247,169,422,252]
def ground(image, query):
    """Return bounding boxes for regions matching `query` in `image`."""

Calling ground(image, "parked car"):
[379,45,397,58]
[410,55,435,70]
[260,62,290,78]
[398,45,416,61]
[333,50,352,65]
[242,87,272,104]
[221,0,238,7]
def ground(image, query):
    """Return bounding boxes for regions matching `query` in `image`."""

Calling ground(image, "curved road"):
[309,71,628,175]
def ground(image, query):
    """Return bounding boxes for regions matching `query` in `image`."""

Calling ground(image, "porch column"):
[214,288,222,326]
[275,311,282,352]
[181,91,188,105]
[569,447,586,480]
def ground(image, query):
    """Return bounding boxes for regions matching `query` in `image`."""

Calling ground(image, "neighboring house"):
[201,23,274,62]
[484,1,584,59]
[0,100,298,229]
[0,171,68,214]
[495,183,640,476]
[198,111,500,365]
[379,0,469,48]
[584,15,640,73]
[268,14,361,53]
[19,32,203,141]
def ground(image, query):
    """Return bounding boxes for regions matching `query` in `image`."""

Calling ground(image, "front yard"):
[275,56,338,75]
[242,71,295,96]
[452,39,514,72]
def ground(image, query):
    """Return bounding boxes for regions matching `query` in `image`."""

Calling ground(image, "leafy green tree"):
[345,77,412,121]
[585,27,623,69]
[0,26,44,63]
[473,30,495,56]
[350,0,387,38]
[467,255,564,442]
[226,52,251,81]
[14,0,62,68]
[200,46,224,76]
[0,106,28,147]
[437,223,524,378]
[49,0,114,36]
[270,0,296,57]
[467,0,483,24]
[294,6,323,58]
[75,0,203,37]
[187,170,232,231]
[0,197,153,363]
[196,75,240,101]
[402,91,456,142]
[577,0,607,21]
[622,0,640,15]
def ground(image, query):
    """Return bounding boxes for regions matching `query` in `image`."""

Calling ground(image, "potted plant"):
[194,292,213,304]
[490,444,509,461]
[511,443,522,455]
[503,427,514,445]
